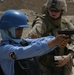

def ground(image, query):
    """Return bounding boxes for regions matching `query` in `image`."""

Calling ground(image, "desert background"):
[0,0,74,15]
[0,0,74,75]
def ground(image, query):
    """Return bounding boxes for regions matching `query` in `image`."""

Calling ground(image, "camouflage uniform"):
[28,0,74,75]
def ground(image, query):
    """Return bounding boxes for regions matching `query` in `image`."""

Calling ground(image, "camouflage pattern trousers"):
[39,63,72,75]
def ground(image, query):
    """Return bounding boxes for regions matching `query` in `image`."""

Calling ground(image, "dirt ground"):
[0,0,74,15]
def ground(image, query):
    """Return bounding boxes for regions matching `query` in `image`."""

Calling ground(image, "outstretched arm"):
[0,35,68,60]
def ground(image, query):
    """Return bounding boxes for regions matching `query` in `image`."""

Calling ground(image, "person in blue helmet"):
[0,9,68,75]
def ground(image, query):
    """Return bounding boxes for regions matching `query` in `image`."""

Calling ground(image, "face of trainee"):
[48,9,62,19]
[15,28,23,39]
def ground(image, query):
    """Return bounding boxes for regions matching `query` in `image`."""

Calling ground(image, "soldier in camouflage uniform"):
[27,0,74,75]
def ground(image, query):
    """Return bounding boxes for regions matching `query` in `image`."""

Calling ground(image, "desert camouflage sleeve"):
[27,17,47,38]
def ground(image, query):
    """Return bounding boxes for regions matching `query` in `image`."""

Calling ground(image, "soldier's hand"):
[55,55,70,67]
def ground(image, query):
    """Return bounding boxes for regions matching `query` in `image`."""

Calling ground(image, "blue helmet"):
[0,10,28,30]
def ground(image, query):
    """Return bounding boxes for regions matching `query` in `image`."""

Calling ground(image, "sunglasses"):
[50,10,61,13]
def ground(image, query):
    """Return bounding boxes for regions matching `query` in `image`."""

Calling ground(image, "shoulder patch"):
[9,52,16,59]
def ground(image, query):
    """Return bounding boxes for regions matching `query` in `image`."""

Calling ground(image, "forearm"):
[47,39,58,47]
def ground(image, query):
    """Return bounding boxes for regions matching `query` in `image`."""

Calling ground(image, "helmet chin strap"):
[7,30,16,39]
[7,30,22,43]
[7,27,17,39]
